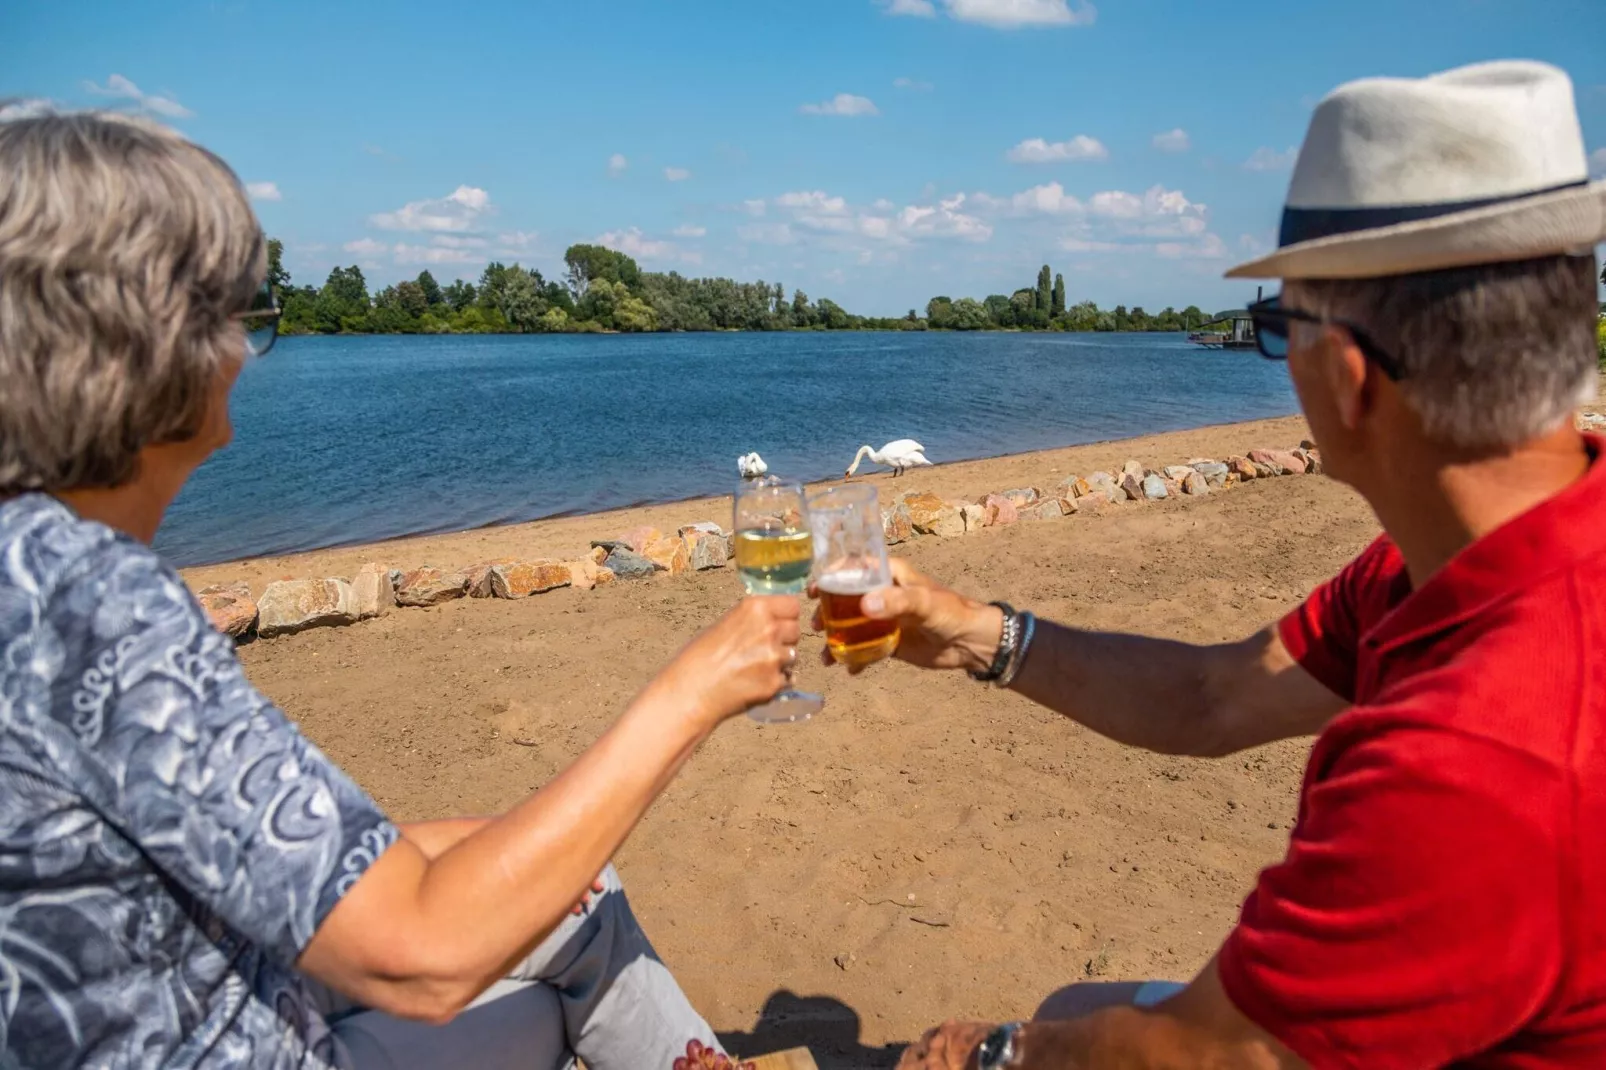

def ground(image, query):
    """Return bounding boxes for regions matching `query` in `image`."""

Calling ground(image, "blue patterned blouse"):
[0,494,398,1067]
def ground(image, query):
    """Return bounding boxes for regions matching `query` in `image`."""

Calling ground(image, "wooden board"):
[748,1048,820,1070]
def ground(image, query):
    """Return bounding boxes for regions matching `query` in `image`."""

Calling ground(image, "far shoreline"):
[178,412,1316,593]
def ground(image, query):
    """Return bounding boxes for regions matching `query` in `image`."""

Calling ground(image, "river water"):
[156,331,1297,565]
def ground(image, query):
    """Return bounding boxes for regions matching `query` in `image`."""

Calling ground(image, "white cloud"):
[894,76,935,91]
[1152,128,1191,153]
[1244,146,1298,172]
[942,0,1096,28]
[0,98,53,121]
[1156,233,1228,260]
[765,188,992,245]
[84,73,193,118]
[738,222,797,245]
[370,185,493,232]
[672,224,707,237]
[342,238,389,257]
[608,153,628,176]
[880,0,937,15]
[391,243,478,265]
[596,226,701,265]
[664,167,692,182]
[245,181,282,202]
[1590,147,1606,178]
[776,190,850,217]
[1006,135,1108,163]
[799,93,879,117]
[429,235,489,249]
[741,198,768,217]
[495,231,539,249]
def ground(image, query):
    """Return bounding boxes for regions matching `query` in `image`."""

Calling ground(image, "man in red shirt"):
[862,60,1606,1069]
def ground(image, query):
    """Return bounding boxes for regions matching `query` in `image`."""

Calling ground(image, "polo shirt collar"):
[1366,434,1606,653]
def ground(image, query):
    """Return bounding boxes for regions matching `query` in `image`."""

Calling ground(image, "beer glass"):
[807,484,901,668]
[732,477,824,723]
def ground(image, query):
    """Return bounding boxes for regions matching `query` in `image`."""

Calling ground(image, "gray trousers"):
[307,865,723,1070]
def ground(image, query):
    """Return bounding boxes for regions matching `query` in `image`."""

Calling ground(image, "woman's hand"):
[646,595,803,729]
[814,559,1004,675]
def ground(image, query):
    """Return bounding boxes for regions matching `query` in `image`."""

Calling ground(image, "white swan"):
[845,439,931,478]
[737,452,769,479]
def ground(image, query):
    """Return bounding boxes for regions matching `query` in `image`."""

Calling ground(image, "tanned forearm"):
[1015,1008,1287,1070]
[1005,619,1239,757]
[400,817,491,859]
[300,677,710,1020]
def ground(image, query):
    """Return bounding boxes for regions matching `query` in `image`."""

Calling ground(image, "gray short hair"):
[1287,254,1599,451]
[0,109,264,495]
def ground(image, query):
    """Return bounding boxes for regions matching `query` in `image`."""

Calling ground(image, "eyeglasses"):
[234,279,281,358]
[1247,294,1403,380]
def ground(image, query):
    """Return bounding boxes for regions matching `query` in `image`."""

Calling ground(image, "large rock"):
[1181,471,1210,495]
[1161,477,1183,498]
[679,521,725,539]
[616,526,664,554]
[1191,462,1231,488]
[1058,476,1093,500]
[463,559,515,598]
[960,502,987,532]
[1292,447,1323,474]
[882,502,915,545]
[1141,473,1169,500]
[1162,465,1196,483]
[604,547,657,579]
[1227,456,1258,482]
[680,528,731,571]
[1022,497,1071,521]
[1084,472,1122,504]
[1073,490,1113,514]
[490,561,572,598]
[1121,459,1145,483]
[982,493,1020,526]
[568,559,616,590]
[1000,487,1041,508]
[198,581,257,639]
[641,535,690,575]
[257,578,359,637]
[352,562,396,618]
[903,492,965,537]
[588,545,609,566]
[395,567,469,607]
[1120,473,1146,501]
[1248,448,1305,476]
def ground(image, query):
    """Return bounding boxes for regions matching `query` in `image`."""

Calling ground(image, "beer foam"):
[817,568,886,595]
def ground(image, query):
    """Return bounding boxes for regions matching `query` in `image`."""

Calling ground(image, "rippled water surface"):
[157,331,1297,565]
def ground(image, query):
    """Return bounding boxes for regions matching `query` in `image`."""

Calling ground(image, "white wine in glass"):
[732,477,824,724]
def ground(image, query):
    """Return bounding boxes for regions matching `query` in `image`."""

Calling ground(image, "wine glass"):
[807,484,901,669]
[732,476,825,724]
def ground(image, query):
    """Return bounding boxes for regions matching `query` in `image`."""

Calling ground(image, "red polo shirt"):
[1217,437,1606,1068]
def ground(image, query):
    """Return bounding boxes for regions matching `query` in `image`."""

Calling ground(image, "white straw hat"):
[1227,60,1606,280]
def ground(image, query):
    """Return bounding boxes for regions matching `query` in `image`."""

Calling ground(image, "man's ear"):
[1323,324,1372,433]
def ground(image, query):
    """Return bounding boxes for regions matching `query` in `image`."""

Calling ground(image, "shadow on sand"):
[720,989,905,1070]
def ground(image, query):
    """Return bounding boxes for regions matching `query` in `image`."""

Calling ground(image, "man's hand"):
[897,1020,993,1070]
[814,559,1003,676]
[571,875,607,916]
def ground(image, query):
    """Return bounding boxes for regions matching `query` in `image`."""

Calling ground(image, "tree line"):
[268,241,1217,336]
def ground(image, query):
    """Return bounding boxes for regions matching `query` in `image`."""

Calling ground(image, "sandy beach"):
[181,413,1381,1067]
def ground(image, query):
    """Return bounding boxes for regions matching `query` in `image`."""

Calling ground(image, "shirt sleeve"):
[1217,719,1563,1068]
[44,542,399,966]
[1278,536,1398,702]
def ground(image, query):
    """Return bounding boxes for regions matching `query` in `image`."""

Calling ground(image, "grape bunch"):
[672,1038,756,1070]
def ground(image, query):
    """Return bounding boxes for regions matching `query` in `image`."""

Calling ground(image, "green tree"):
[925,296,954,329]
[1010,288,1036,324]
[416,270,443,307]
[444,280,477,312]
[564,244,642,298]
[816,297,850,330]
[792,289,815,327]
[1051,273,1065,317]
[266,238,292,297]
[1036,264,1052,312]
[496,268,549,331]
[394,280,429,319]
[984,294,1014,327]
[1180,305,1206,330]
[950,297,989,331]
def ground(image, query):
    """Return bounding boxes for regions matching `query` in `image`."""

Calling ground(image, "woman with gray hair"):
[0,110,798,1070]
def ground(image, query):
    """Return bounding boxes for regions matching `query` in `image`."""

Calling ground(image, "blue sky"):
[6,0,1604,315]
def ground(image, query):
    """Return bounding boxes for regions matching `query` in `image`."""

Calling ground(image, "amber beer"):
[818,569,900,667]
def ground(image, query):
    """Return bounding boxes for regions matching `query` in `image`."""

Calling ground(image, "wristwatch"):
[977,1021,1024,1070]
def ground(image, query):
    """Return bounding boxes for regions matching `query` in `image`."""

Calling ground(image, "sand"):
[182,414,1382,1067]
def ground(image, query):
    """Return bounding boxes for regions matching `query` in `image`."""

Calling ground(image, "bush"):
[1597,318,1605,366]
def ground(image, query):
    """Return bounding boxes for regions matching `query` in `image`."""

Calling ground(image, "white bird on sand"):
[737,452,769,479]
[845,439,931,478]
